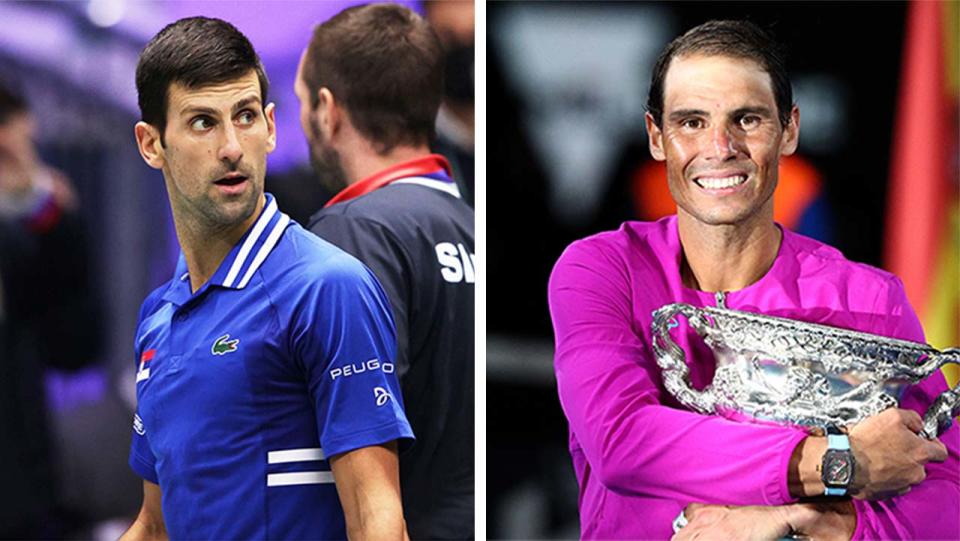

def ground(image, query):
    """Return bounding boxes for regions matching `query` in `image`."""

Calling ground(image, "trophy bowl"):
[651,303,960,438]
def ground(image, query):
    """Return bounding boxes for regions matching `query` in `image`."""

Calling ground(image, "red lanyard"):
[324,154,452,208]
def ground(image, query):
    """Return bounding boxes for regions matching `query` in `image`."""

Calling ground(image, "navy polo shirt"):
[128,194,413,540]
[308,155,475,539]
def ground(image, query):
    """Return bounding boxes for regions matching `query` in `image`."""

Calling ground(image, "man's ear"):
[780,105,800,156]
[316,87,342,140]
[134,122,165,170]
[264,102,277,154]
[645,112,666,161]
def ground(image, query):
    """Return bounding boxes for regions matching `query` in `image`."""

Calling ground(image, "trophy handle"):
[651,304,718,414]
[921,348,960,439]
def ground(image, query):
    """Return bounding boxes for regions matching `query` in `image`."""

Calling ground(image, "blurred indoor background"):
[487,1,958,538]
[0,1,472,538]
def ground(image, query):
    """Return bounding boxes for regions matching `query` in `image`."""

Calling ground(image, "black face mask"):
[444,43,474,103]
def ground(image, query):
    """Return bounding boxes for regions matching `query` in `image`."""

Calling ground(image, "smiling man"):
[548,20,959,540]
[120,17,412,540]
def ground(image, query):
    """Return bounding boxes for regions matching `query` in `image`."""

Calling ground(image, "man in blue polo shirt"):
[120,17,413,540]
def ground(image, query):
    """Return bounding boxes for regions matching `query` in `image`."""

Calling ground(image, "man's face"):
[0,112,37,167]
[646,54,799,226]
[425,0,474,47]
[160,70,276,231]
[0,113,38,199]
[294,53,348,195]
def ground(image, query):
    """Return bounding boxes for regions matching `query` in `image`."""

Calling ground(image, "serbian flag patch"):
[136,348,156,383]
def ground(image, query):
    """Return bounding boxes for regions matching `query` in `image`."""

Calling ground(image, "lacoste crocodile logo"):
[212,334,240,356]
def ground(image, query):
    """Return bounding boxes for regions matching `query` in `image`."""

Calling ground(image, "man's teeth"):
[696,175,747,189]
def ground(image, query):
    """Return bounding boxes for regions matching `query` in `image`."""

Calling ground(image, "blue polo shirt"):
[128,194,413,540]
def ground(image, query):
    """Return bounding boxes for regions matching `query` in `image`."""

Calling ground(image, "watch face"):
[823,450,853,485]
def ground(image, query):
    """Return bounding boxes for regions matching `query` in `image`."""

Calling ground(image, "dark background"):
[487,2,908,538]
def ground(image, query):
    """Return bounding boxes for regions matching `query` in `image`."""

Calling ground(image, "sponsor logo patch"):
[374,387,391,407]
[212,334,240,356]
[329,358,395,380]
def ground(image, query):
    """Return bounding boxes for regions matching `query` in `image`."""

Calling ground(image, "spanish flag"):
[884,0,960,387]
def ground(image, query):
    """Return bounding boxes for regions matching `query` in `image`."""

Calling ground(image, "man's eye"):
[237,110,257,125]
[739,115,761,129]
[190,117,214,131]
[681,118,704,129]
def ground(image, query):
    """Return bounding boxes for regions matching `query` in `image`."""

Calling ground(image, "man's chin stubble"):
[310,149,348,195]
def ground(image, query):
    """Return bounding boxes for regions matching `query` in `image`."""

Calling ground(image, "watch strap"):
[827,433,850,451]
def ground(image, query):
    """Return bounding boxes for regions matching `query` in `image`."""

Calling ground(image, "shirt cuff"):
[129,450,160,485]
[767,429,809,505]
[322,419,415,460]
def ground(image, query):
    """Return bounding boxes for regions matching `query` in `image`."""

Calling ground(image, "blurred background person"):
[0,1,473,538]
[487,1,958,538]
[425,0,475,207]
[0,79,103,538]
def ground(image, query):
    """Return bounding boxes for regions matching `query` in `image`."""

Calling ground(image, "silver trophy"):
[651,303,960,438]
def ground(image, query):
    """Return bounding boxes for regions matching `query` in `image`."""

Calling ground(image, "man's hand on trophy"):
[847,408,948,500]
[671,503,794,541]
[790,408,947,499]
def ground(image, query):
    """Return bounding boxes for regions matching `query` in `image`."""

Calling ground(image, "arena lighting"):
[86,0,126,28]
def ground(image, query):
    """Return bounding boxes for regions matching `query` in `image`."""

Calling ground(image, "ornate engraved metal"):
[651,303,960,438]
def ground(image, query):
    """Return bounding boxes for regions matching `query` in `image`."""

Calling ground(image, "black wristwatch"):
[821,425,855,496]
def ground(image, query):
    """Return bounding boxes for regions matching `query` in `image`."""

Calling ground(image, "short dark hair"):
[0,80,28,125]
[301,3,444,153]
[647,20,793,128]
[136,16,269,144]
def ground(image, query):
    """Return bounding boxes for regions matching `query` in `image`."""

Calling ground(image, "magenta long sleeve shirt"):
[548,216,960,540]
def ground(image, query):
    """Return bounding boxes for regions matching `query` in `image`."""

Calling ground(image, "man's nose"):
[218,124,243,164]
[707,124,742,160]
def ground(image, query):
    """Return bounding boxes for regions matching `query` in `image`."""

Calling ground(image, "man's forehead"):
[663,54,775,107]
[168,72,262,112]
